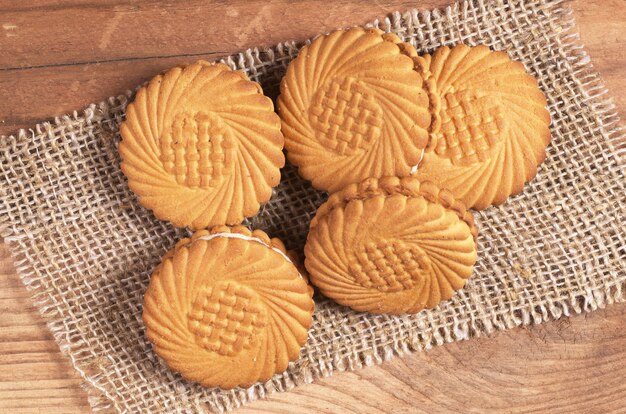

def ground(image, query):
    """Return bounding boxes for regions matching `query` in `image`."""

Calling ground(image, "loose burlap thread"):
[1,0,625,412]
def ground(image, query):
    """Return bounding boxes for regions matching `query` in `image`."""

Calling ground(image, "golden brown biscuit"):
[119,61,284,229]
[142,226,314,389]
[278,27,432,193]
[305,177,477,314]
[413,44,551,209]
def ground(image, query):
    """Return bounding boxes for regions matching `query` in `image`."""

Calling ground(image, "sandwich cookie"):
[120,61,284,229]
[413,44,551,209]
[305,177,477,314]
[278,27,433,192]
[143,226,314,389]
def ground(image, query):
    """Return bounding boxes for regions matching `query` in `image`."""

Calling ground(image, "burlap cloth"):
[1,0,624,412]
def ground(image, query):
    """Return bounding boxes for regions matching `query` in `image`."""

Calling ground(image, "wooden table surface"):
[1,1,625,413]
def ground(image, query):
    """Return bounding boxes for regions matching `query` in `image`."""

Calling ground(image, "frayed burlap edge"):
[1,0,625,412]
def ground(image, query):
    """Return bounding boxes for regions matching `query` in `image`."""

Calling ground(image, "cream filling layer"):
[195,232,293,265]
[409,148,426,175]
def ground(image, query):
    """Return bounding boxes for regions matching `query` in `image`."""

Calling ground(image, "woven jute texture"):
[1,0,625,412]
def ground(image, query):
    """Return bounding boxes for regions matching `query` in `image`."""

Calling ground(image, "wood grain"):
[0,1,625,413]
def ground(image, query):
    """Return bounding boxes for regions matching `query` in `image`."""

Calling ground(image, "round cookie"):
[413,44,551,209]
[142,226,314,389]
[305,177,477,315]
[278,27,432,193]
[120,61,284,229]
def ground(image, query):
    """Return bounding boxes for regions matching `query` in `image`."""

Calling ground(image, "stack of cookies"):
[118,27,550,389]
[119,62,314,389]
[279,27,549,314]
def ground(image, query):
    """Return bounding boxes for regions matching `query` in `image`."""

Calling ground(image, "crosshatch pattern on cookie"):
[309,77,383,156]
[349,239,429,292]
[159,111,236,188]
[436,90,505,165]
[187,281,267,357]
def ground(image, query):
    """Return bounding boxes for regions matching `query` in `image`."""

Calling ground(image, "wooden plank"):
[0,1,625,413]
[1,0,623,136]
[0,244,89,412]
[0,1,444,68]
[0,54,225,131]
